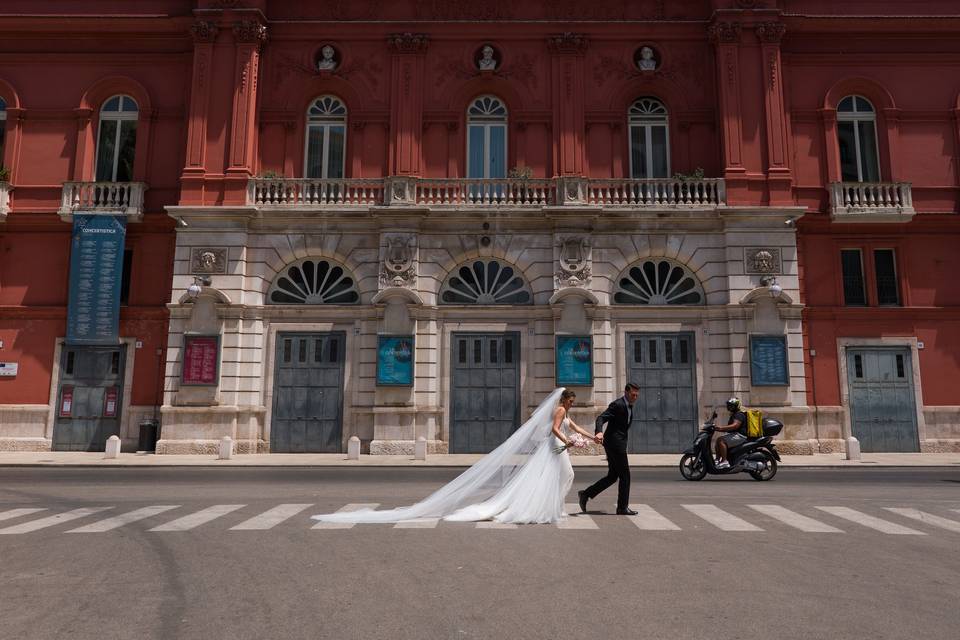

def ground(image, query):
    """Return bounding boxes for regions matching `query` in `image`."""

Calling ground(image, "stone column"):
[755,21,792,205]
[181,20,219,204]
[547,33,588,176]
[708,22,745,186]
[387,33,429,176]
[224,19,267,204]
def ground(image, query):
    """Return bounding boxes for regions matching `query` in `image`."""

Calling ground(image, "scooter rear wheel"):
[749,452,778,481]
[679,453,707,481]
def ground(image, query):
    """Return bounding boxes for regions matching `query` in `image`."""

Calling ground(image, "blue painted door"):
[450,333,519,453]
[847,348,919,452]
[627,333,697,453]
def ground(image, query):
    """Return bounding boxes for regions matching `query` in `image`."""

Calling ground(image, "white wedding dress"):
[311,388,576,525]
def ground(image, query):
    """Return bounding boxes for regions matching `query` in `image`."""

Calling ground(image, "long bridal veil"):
[311,388,565,523]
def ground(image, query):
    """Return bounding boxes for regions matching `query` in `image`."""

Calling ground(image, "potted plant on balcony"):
[672,167,705,181]
[0,166,9,182]
[507,165,533,180]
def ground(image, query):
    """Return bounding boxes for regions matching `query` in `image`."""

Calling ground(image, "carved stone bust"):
[637,46,657,71]
[317,45,337,71]
[478,44,498,71]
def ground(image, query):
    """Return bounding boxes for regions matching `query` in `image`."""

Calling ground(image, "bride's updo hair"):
[560,389,576,402]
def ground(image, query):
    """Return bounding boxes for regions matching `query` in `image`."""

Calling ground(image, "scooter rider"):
[715,397,748,470]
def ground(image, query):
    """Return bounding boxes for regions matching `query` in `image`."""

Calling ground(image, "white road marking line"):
[682,504,764,531]
[816,507,926,535]
[0,508,47,522]
[149,505,245,532]
[394,518,440,529]
[884,508,960,534]
[557,505,599,530]
[475,521,518,529]
[748,505,844,533]
[230,504,313,531]
[627,504,681,531]
[0,507,113,535]
[67,506,181,533]
[311,503,380,530]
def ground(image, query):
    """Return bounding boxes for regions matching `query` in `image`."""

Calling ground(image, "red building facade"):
[0,0,957,454]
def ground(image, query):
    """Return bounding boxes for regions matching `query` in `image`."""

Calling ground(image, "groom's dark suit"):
[583,396,633,511]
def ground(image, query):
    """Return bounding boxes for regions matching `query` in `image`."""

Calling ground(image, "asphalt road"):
[1,467,959,640]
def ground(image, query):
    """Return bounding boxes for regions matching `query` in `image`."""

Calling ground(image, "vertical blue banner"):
[66,214,127,345]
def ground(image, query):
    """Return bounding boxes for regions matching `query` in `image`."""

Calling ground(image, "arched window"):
[305,96,347,179]
[628,97,669,179]
[267,258,360,304]
[467,96,507,179]
[837,96,880,182]
[440,259,532,305]
[614,258,704,305]
[95,95,138,182]
[0,97,7,171]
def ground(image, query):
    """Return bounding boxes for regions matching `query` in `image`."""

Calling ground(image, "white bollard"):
[347,435,360,460]
[415,436,427,461]
[219,436,233,460]
[845,436,861,461]
[104,435,121,459]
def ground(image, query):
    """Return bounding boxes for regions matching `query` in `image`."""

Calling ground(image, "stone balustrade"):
[58,181,147,220]
[249,177,385,207]
[245,176,728,210]
[830,181,915,221]
[0,181,10,220]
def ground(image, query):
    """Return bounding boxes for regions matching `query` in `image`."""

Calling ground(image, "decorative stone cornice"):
[755,21,786,44]
[707,21,742,44]
[233,20,267,45]
[190,20,220,43]
[546,32,588,54]
[387,32,429,54]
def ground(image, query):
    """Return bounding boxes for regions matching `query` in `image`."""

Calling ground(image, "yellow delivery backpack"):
[745,409,764,438]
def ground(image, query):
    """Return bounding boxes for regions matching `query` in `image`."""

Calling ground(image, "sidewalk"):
[0,451,958,468]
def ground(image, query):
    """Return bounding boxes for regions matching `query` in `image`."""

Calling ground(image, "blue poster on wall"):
[377,336,414,386]
[750,335,789,386]
[556,336,593,386]
[66,214,127,345]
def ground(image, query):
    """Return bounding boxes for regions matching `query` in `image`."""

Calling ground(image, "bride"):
[311,388,598,525]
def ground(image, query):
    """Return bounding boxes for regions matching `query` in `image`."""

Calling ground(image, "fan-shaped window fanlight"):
[267,258,360,304]
[440,259,532,305]
[614,258,704,305]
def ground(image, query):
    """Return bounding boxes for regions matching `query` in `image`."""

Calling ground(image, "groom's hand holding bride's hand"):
[594,432,603,444]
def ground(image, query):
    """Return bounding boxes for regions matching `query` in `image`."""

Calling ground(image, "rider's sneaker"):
[716,460,731,470]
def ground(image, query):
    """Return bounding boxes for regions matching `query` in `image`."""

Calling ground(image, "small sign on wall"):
[0,362,18,377]
[555,336,593,386]
[377,336,414,386]
[750,335,790,386]
[59,385,74,417]
[181,335,221,386]
[103,386,119,418]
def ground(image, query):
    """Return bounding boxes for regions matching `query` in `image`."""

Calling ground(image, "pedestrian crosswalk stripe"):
[683,504,764,531]
[0,508,47,523]
[627,504,681,531]
[0,507,114,535]
[231,504,313,531]
[67,506,181,533]
[884,508,960,534]
[149,505,245,532]
[311,503,380,530]
[557,504,599,529]
[475,521,518,529]
[748,505,844,533]
[816,506,926,535]
[394,518,440,529]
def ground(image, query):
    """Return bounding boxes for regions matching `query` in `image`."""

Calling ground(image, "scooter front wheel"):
[749,452,778,481]
[679,453,707,481]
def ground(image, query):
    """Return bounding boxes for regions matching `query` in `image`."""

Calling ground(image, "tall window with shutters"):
[304,96,347,179]
[628,97,670,179]
[837,96,880,183]
[466,96,507,180]
[95,95,138,182]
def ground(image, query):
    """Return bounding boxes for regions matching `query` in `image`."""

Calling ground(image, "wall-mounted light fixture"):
[186,275,211,299]
[760,275,782,299]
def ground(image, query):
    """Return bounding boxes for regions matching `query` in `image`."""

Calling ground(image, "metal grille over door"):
[627,333,697,453]
[53,346,125,451]
[846,348,919,452]
[450,333,520,453]
[271,333,345,453]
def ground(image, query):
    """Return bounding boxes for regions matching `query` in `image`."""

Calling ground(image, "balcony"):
[0,181,10,221]
[59,181,147,222]
[829,182,915,222]
[245,176,726,211]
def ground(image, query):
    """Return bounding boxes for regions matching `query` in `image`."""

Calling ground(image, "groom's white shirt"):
[623,395,632,425]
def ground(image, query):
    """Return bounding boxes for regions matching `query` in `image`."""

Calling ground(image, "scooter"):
[679,411,782,481]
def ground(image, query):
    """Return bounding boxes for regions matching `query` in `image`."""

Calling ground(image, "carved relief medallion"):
[190,248,228,275]
[555,235,592,288]
[744,247,781,274]
[379,233,418,288]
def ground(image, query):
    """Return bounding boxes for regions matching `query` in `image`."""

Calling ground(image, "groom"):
[578,382,640,515]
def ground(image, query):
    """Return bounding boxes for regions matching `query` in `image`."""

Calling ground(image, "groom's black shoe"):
[578,490,589,513]
[616,508,638,516]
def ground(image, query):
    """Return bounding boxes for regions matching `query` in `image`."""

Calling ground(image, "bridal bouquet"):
[554,433,589,454]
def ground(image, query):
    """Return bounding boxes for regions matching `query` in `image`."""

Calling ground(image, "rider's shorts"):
[721,432,747,448]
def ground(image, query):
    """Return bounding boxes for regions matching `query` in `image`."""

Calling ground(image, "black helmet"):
[726,397,742,413]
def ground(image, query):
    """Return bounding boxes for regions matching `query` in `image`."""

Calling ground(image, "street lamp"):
[186,275,211,300]
[760,275,782,299]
